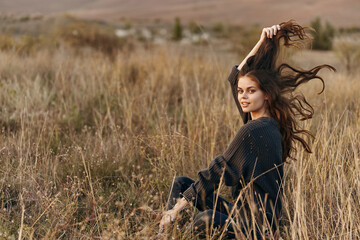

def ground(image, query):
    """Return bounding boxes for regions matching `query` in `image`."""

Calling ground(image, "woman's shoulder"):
[230,117,280,147]
[237,117,281,142]
[242,117,279,132]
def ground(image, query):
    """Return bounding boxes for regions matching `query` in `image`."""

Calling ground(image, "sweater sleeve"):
[228,65,251,124]
[182,126,257,205]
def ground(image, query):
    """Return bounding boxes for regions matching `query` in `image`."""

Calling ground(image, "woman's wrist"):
[173,197,188,212]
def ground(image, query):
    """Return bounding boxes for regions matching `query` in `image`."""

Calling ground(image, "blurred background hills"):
[1,0,360,27]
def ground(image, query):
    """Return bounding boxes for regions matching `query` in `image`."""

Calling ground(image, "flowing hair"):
[239,20,336,162]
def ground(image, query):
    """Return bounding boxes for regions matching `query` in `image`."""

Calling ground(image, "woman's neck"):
[250,110,271,120]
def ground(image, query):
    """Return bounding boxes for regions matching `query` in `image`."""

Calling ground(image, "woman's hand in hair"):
[260,24,281,42]
[237,24,280,71]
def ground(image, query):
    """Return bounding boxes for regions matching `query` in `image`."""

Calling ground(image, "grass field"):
[0,24,359,239]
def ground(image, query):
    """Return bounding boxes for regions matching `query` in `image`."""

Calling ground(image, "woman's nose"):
[241,92,248,99]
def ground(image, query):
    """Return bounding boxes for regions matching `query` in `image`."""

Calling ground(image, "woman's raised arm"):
[237,25,281,71]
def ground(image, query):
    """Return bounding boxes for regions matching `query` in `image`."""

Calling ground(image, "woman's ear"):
[264,94,269,101]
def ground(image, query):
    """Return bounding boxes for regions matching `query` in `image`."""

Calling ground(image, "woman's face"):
[237,75,269,119]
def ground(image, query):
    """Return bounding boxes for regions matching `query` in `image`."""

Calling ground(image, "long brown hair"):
[239,20,336,162]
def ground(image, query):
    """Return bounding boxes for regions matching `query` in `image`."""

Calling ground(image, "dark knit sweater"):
[182,65,284,222]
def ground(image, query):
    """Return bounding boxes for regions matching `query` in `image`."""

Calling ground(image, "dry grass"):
[0,39,359,239]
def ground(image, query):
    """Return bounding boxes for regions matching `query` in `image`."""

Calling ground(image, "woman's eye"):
[249,89,256,93]
[238,90,243,94]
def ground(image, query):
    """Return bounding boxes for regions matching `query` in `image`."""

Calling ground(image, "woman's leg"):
[166,176,234,215]
[166,176,195,210]
[193,210,263,239]
[193,210,235,239]
[203,193,234,216]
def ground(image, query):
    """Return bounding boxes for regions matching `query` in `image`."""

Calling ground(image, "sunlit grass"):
[0,40,359,239]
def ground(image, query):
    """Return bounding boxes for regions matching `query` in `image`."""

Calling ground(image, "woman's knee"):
[172,176,194,189]
[174,176,193,184]
[193,210,214,229]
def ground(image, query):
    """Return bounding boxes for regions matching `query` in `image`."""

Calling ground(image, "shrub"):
[0,34,14,50]
[172,17,183,41]
[16,35,39,55]
[189,21,202,34]
[0,34,50,55]
[339,26,360,34]
[310,17,335,50]
[19,15,30,22]
[56,19,124,58]
[333,35,360,73]
[212,22,224,33]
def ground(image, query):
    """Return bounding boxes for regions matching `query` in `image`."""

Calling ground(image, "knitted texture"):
[182,66,284,222]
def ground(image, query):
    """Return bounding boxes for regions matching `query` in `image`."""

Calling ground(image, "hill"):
[1,0,360,27]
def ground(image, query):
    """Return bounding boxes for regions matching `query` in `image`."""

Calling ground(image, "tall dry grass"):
[0,41,359,239]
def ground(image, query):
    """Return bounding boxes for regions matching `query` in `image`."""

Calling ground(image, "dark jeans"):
[166,176,237,238]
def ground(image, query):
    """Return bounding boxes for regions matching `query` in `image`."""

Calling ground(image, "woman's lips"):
[241,102,249,107]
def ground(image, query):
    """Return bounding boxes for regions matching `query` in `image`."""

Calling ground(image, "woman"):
[159,20,335,239]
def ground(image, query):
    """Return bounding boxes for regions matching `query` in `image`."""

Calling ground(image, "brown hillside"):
[2,0,360,26]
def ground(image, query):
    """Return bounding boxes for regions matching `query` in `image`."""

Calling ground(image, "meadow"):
[0,17,359,239]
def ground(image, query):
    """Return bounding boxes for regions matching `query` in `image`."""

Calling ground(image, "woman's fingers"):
[274,24,281,35]
[262,28,269,40]
[265,28,271,38]
[272,25,278,36]
[263,25,281,39]
[159,215,170,229]
[269,27,274,38]
[260,24,281,42]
